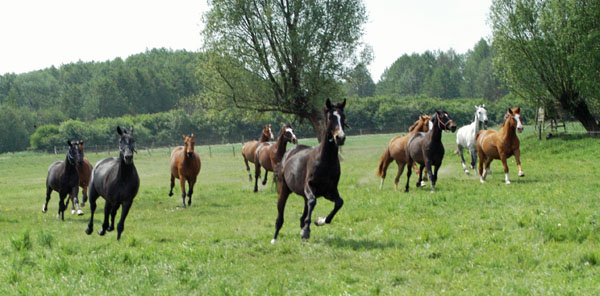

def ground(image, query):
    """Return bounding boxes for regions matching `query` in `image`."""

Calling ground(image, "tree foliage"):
[490,0,600,133]
[200,0,368,137]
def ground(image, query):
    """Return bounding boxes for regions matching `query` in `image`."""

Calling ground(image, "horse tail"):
[376,146,392,178]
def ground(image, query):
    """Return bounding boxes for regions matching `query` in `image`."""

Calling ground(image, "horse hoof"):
[98,229,106,236]
[56,214,61,220]
[168,192,173,197]
[465,170,470,175]
[270,239,276,244]
[42,206,47,213]
[480,178,485,184]
[315,217,326,226]
[85,228,93,235]
[519,172,525,177]
[505,180,511,185]
[77,209,84,216]
[71,209,76,215]
[80,202,85,207]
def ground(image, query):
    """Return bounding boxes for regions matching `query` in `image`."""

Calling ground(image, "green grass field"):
[1,126,599,295]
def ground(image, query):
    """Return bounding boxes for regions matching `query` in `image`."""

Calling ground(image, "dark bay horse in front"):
[405,110,456,193]
[169,134,201,207]
[65,140,93,215]
[43,140,83,220]
[272,99,347,243]
[476,107,524,184]
[376,115,431,191]
[242,125,274,182]
[85,126,139,240]
[253,124,298,192]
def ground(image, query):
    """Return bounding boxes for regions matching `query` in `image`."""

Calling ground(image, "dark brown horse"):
[476,107,524,184]
[376,115,431,191]
[85,126,139,240]
[66,140,93,215]
[253,124,298,192]
[169,134,201,207]
[405,110,456,193]
[242,125,274,181]
[43,140,83,220]
[272,99,347,243]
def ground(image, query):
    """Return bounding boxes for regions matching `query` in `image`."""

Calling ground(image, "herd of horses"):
[42,99,524,242]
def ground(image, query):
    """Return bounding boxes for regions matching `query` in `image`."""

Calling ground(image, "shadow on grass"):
[321,237,403,250]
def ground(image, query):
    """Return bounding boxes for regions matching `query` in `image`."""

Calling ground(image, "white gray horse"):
[456,105,488,175]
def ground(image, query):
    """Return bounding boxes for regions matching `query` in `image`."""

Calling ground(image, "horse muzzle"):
[187,152,194,158]
[334,133,346,146]
[450,123,457,133]
[517,127,523,133]
[123,154,134,164]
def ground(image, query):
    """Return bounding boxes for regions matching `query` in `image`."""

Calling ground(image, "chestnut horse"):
[169,134,201,207]
[85,126,139,240]
[272,99,347,243]
[476,107,524,184]
[242,125,274,181]
[43,140,83,220]
[376,115,431,191]
[253,124,298,192]
[405,110,456,193]
[65,140,93,215]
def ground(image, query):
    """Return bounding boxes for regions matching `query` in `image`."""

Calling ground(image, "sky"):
[0,0,492,82]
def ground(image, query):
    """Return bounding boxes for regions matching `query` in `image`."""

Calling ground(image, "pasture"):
[1,127,599,295]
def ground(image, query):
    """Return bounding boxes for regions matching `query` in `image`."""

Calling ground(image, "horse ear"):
[507,108,513,115]
[515,107,521,113]
[482,104,485,108]
[67,140,72,147]
[325,98,332,110]
[117,126,123,136]
[340,99,346,109]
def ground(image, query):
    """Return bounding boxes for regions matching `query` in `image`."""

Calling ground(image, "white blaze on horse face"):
[514,114,523,132]
[285,128,297,141]
[269,127,275,140]
[333,111,345,138]
[428,121,433,130]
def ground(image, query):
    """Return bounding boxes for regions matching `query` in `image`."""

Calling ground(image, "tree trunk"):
[307,108,326,142]
[556,93,600,137]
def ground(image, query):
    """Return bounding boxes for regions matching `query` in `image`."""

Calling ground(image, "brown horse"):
[476,107,524,184]
[376,115,431,191]
[65,140,93,215]
[253,124,298,192]
[242,125,274,181]
[169,134,201,207]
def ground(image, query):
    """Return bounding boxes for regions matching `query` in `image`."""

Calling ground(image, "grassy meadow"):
[1,125,599,295]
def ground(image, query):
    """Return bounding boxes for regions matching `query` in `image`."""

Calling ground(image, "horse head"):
[280,124,298,145]
[432,110,457,132]
[182,134,195,158]
[117,126,136,165]
[262,124,274,141]
[505,107,523,133]
[324,98,347,146]
[67,140,83,166]
[475,105,489,129]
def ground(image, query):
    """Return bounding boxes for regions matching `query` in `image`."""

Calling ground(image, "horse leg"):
[272,183,291,244]
[253,163,261,192]
[301,185,318,241]
[43,186,52,213]
[458,145,469,174]
[300,197,308,229]
[81,184,88,207]
[180,177,187,208]
[316,191,344,226]
[187,177,196,206]
[469,148,478,171]
[378,155,393,190]
[58,192,67,220]
[425,160,435,192]
[432,164,441,192]
[116,201,133,240]
[417,164,426,187]
[515,149,525,177]
[244,156,252,182]
[108,204,119,232]
[500,154,510,184]
[99,201,113,236]
[64,193,73,214]
[72,187,83,216]
[394,162,405,192]
[85,187,99,235]
[404,161,413,193]
[262,169,268,186]
[169,174,175,197]
[481,157,493,183]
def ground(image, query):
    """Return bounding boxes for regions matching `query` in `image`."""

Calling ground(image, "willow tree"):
[490,0,600,134]
[200,0,367,137]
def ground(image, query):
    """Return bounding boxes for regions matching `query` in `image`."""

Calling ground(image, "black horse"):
[405,110,456,193]
[43,140,83,220]
[272,99,347,243]
[85,126,139,240]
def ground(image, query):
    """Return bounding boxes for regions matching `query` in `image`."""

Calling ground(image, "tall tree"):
[490,0,600,134]
[343,63,375,98]
[200,0,368,137]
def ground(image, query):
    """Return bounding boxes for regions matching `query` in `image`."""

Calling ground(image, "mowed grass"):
[1,126,599,295]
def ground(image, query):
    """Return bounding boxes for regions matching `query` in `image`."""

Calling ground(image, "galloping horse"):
[376,115,431,191]
[253,124,298,192]
[43,140,83,220]
[476,107,524,184]
[456,105,488,175]
[272,99,347,243]
[169,134,201,207]
[242,125,274,181]
[85,126,139,240]
[65,140,93,215]
[405,110,456,192]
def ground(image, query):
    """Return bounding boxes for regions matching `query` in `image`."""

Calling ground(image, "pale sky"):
[0,0,491,83]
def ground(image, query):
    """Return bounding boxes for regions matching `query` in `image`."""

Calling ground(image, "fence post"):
[54,146,57,155]
[209,145,212,158]
[232,145,235,157]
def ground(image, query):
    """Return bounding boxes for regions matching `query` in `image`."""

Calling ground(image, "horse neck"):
[318,130,339,162]
[428,118,443,143]
[473,116,482,135]
[501,119,517,140]
[275,135,288,160]
[64,155,77,172]
[410,121,425,134]
[259,132,269,142]
[117,155,135,179]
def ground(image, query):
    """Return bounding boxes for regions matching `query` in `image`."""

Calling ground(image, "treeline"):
[0,48,201,123]
[345,39,508,101]
[27,95,534,152]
